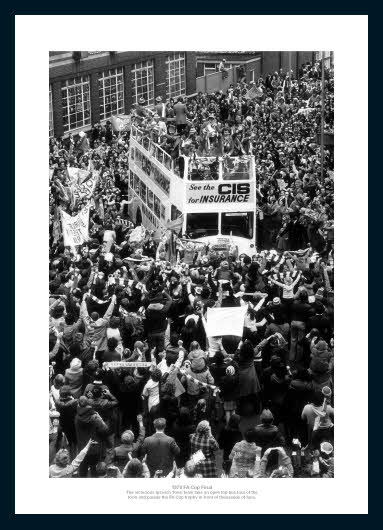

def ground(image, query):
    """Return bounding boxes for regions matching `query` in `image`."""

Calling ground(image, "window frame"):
[221,211,254,239]
[186,212,219,237]
[61,75,91,133]
[98,67,125,121]
[166,52,186,99]
[131,60,154,107]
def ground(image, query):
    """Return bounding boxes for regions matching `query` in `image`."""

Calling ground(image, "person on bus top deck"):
[135,97,147,119]
[154,96,167,121]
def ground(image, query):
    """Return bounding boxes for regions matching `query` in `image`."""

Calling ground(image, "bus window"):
[188,157,219,181]
[153,195,161,219]
[222,157,251,180]
[221,212,254,239]
[133,174,140,195]
[147,189,154,210]
[186,213,218,238]
[171,204,182,220]
[140,181,147,203]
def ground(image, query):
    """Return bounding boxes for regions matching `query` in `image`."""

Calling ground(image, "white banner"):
[67,167,90,186]
[61,206,90,247]
[103,361,152,369]
[206,306,247,337]
[71,172,98,205]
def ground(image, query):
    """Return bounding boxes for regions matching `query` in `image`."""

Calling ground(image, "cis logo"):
[218,183,250,195]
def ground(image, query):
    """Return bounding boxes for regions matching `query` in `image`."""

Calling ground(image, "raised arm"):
[80,294,92,326]
[269,277,286,289]
[103,294,117,321]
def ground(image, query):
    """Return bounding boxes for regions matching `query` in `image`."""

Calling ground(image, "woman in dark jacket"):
[172,407,196,468]
[218,413,243,475]
[234,341,261,416]
[262,355,290,426]
[180,318,200,352]
[74,396,109,477]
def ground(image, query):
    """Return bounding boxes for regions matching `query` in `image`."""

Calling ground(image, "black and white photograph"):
[14,14,368,515]
[48,49,335,480]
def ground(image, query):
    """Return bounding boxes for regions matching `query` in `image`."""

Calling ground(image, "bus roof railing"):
[131,124,181,176]
[130,124,255,180]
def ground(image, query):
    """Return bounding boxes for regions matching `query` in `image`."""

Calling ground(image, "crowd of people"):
[49,59,334,479]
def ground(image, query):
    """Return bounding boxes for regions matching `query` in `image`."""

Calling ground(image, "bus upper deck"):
[128,125,257,255]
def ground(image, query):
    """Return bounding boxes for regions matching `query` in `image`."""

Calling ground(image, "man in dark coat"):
[55,385,78,457]
[140,417,180,477]
[173,96,187,134]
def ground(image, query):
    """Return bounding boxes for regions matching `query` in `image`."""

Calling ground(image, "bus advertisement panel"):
[186,181,255,211]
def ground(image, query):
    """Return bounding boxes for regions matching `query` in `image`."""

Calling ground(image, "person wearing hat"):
[64,358,83,399]
[154,95,166,121]
[264,298,290,341]
[135,97,147,118]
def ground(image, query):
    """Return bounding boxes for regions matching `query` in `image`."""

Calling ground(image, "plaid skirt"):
[196,459,218,478]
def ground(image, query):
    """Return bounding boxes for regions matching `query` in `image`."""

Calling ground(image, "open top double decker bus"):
[128,125,256,256]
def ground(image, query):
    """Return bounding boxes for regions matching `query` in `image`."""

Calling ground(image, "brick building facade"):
[196,51,317,83]
[49,51,197,138]
[49,51,330,139]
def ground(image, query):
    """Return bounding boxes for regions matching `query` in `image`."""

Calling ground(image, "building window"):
[203,63,218,75]
[166,53,186,99]
[98,68,124,121]
[61,76,91,133]
[49,85,54,138]
[315,51,333,68]
[131,60,154,107]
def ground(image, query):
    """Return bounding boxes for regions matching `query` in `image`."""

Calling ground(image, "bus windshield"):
[186,213,219,238]
[221,212,254,239]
